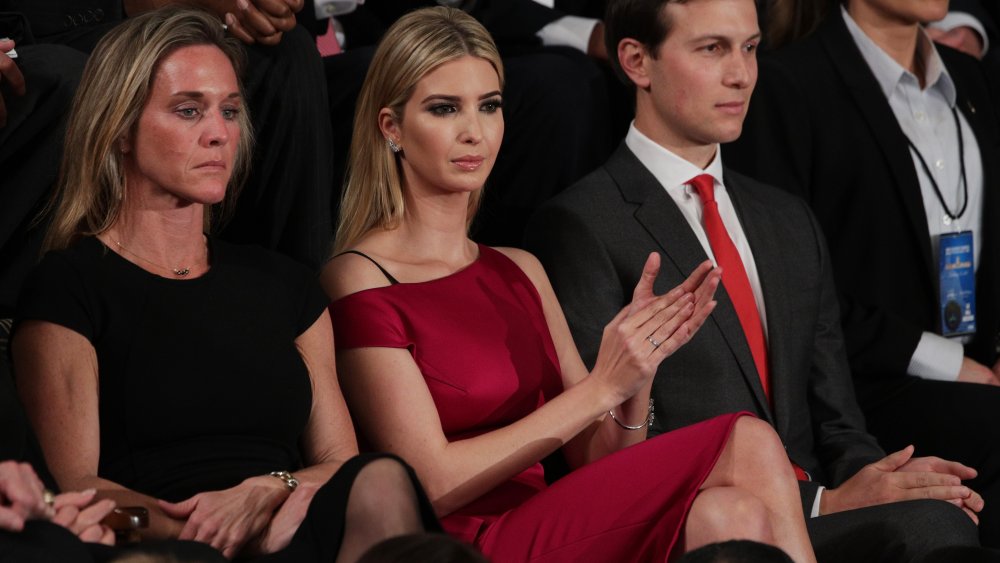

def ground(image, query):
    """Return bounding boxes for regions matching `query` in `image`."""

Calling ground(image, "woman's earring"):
[387,138,402,153]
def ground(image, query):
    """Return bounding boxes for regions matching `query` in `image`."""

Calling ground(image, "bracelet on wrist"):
[268,470,299,491]
[609,398,654,431]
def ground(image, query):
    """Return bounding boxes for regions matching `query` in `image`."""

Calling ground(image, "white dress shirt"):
[843,7,985,382]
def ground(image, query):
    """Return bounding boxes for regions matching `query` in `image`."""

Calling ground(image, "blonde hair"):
[43,7,253,253]
[333,6,504,253]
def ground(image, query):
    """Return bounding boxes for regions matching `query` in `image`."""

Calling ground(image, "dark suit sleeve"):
[727,53,924,379]
[525,195,625,370]
[798,199,885,486]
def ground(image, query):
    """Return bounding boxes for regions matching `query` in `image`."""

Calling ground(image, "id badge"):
[939,231,976,337]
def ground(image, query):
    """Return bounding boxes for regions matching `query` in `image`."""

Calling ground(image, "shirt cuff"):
[929,12,990,56]
[314,0,363,19]
[907,331,964,381]
[537,15,599,53]
[810,486,825,518]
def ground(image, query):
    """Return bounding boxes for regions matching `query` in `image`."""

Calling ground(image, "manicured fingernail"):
[238,0,249,10]
[82,488,96,495]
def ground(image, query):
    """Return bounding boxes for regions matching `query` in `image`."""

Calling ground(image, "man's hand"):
[821,446,980,521]
[225,0,301,45]
[587,22,608,62]
[927,25,985,60]
[898,455,984,523]
[0,38,26,128]
[958,357,1000,385]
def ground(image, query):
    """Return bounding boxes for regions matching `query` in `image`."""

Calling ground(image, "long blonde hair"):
[43,7,253,253]
[333,6,504,254]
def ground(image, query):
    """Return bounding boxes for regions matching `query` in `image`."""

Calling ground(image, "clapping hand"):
[592,254,720,403]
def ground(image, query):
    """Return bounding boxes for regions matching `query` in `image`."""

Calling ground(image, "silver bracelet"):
[609,398,654,430]
[268,470,299,491]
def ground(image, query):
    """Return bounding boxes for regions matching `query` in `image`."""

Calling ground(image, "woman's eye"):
[177,107,200,118]
[481,99,503,113]
[429,104,457,115]
[222,107,240,120]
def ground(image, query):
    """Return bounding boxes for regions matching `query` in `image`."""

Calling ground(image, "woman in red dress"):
[324,7,816,562]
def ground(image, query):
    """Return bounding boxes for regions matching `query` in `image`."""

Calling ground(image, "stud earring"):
[387,138,401,153]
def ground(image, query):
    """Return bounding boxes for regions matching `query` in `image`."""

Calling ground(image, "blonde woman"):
[325,7,817,562]
[12,8,437,561]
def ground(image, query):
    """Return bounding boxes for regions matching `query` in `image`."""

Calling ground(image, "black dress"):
[13,237,437,562]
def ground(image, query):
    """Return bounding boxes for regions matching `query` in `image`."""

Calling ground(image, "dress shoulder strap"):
[337,250,400,285]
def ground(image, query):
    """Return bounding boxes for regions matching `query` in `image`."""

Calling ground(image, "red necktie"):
[690,174,770,399]
[316,18,342,56]
[691,175,808,481]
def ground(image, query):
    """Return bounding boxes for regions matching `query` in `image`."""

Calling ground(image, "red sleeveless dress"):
[330,245,746,562]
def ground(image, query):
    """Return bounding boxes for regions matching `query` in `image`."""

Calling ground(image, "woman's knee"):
[349,457,419,518]
[688,487,775,545]
[729,417,795,483]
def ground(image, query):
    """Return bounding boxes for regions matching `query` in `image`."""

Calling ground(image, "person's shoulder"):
[32,237,103,279]
[488,246,553,300]
[725,168,804,206]
[320,250,394,303]
[490,246,544,279]
[536,152,637,220]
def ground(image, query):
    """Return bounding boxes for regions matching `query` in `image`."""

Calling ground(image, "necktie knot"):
[689,174,716,204]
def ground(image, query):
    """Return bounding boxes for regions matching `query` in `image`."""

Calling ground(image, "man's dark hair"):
[604,0,685,86]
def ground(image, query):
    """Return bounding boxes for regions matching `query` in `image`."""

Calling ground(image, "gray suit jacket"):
[526,144,885,510]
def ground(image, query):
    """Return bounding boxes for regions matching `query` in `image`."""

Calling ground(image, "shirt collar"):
[625,122,725,194]
[841,5,956,106]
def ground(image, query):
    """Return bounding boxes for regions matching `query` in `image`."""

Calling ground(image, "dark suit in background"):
[526,144,979,562]
[0,23,85,317]
[725,12,1000,546]
[10,0,334,270]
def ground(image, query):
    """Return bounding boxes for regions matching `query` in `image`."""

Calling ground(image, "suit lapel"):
[605,146,774,422]
[819,15,936,283]
[724,172,795,432]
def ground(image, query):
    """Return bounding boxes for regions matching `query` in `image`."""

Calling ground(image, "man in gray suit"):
[526,0,990,560]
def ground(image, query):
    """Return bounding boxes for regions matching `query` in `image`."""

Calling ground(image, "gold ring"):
[42,489,55,508]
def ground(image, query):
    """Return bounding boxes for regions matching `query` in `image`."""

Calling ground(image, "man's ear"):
[618,38,652,90]
[378,107,401,145]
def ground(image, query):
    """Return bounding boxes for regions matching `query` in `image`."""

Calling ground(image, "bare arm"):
[246,310,360,554]
[325,251,716,516]
[12,321,186,540]
[497,248,719,468]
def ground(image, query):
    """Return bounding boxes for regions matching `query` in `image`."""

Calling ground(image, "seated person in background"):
[723,0,1000,548]
[526,0,987,560]
[0,9,86,316]
[11,8,438,561]
[325,7,817,562]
